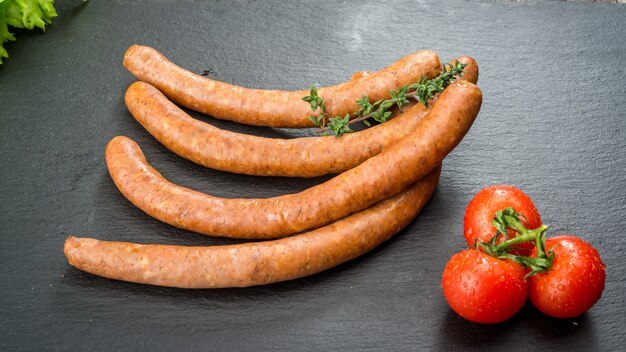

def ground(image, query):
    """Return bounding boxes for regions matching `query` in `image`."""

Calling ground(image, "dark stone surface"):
[1,0,624,350]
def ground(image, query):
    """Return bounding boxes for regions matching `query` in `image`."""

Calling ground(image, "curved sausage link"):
[126,57,478,177]
[107,81,482,239]
[123,45,441,128]
[64,168,440,289]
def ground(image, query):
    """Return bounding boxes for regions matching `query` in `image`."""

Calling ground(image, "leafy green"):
[0,0,57,64]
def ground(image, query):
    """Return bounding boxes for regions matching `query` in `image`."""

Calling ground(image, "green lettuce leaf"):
[0,0,57,64]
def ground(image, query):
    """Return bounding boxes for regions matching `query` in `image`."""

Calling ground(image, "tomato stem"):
[494,224,548,253]
[475,207,555,278]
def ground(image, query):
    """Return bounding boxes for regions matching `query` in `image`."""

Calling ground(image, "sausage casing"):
[126,57,478,177]
[64,168,440,288]
[107,81,482,239]
[123,45,442,128]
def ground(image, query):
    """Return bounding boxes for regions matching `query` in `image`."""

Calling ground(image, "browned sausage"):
[123,45,442,128]
[107,81,481,239]
[126,57,478,177]
[64,168,440,288]
[351,71,371,80]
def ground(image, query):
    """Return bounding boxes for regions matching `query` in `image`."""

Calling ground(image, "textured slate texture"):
[0,0,625,350]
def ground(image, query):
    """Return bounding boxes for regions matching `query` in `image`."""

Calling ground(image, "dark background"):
[1,0,624,350]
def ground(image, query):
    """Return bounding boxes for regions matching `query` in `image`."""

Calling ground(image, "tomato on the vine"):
[443,185,606,323]
[442,249,528,324]
[528,235,606,318]
[464,185,542,255]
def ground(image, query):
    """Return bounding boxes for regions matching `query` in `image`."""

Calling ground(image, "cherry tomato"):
[464,185,542,255]
[528,236,605,318]
[442,249,528,324]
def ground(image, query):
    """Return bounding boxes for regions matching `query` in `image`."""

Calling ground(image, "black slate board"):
[1,0,625,350]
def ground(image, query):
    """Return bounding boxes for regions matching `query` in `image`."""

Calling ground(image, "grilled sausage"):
[123,45,442,127]
[126,57,478,177]
[107,81,482,239]
[64,168,440,288]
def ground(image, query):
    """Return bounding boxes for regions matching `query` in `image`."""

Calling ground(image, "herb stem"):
[314,108,391,133]
[313,90,432,133]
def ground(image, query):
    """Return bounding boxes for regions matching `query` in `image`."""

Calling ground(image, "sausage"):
[126,57,478,177]
[64,168,440,288]
[351,71,371,80]
[123,45,442,128]
[107,81,482,239]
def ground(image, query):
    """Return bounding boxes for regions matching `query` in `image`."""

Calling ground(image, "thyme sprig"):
[302,86,328,128]
[302,60,467,137]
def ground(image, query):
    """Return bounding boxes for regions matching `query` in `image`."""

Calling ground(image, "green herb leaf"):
[327,114,353,137]
[408,61,466,107]
[308,116,321,126]
[356,94,369,106]
[302,85,328,125]
[355,94,373,117]
[380,100,393,110]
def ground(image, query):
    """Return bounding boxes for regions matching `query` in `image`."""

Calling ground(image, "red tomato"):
[464,185,542,255]
[528,236,606,318]
[442,249,528,324]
